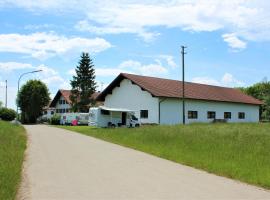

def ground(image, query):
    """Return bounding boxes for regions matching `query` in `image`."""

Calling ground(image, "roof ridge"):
[121,73,238,90]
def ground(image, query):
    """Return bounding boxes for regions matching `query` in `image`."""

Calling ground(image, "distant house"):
[96,73,263,124]
[42,90,101,119]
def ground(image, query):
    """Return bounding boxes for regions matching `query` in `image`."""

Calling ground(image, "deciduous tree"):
[240,81,270,120]
[17,80,50,123]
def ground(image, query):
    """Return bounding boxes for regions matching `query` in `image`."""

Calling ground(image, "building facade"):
[97,73,262,124]
[42,90,101,119]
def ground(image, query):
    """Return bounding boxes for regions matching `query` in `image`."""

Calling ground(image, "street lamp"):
[16,70,43,122]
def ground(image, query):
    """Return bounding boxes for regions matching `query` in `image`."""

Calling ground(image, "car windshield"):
[132,115,138,120]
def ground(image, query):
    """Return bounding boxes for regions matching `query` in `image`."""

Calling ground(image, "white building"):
[96,73,262,124]
[42,90,101,119]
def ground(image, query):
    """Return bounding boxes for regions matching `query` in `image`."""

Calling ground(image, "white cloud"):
[158,55,177,68]
[24,24,55,30]
[221,72,244,86]
[118,59,168,76]
[74,1,270,47]
[96,68,130,77]
[0,63,71,109]
[119,60,141,69]
[68,68,128,77]
[0,62,34,72]
[2,1,270,47]
[192,73,244,87]
[35,64,67,87]
[75,20,160,42]
[68,58,169,78]
[192,77,220,86]
[0,32,112,60]
[222,33,247,50]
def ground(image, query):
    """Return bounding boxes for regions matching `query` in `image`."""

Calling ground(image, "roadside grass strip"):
[0,121,27,200]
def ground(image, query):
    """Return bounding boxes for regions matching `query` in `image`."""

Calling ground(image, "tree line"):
[239,81,270,121]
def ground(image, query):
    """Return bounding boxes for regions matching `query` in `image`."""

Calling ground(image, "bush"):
[0,108,16,121]
[49,114,61,125]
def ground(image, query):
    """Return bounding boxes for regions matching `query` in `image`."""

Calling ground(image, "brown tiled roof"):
[50,90,101,107]
[97,73,263,105]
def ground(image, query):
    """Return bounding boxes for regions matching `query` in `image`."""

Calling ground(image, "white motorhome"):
[89,106,140,128]
[61,113,89,125]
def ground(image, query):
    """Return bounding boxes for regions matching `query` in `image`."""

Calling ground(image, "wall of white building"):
[104,79,159,124]
[160,98,260,124]
[104,78,260,124]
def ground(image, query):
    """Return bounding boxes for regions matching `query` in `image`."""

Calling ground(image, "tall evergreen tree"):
[70,52,97,112]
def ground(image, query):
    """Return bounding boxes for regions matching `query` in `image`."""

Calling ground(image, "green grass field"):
[0,121,27,200]
[59,123,270,189]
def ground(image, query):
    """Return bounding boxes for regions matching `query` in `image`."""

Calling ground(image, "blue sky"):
[0,0,270,109]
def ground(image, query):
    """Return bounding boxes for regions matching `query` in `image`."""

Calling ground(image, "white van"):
[61,113,89,125]
[89,106,140,128]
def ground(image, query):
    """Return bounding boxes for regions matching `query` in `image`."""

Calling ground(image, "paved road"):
[18,125,270,200]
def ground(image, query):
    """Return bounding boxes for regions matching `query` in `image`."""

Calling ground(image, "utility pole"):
[5,80,7,108]
[181,46,187,125]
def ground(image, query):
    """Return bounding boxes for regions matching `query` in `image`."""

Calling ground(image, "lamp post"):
[16,70,42,122]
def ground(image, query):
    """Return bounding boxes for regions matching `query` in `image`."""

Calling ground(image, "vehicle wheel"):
[111,124,116,128]
[135,124,140,127]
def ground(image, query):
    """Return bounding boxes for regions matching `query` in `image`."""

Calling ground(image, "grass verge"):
[0,121,27,200]
[58,123,270,189]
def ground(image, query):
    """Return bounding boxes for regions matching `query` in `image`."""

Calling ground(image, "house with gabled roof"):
[42,90,101,119]
[97,73,263,124]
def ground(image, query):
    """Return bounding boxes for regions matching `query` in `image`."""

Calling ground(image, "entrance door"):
[122,112,127,125]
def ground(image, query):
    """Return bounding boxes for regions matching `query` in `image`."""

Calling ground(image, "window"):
[101,109,110,115]
[207,111,216,119]
[59,100,66,104]
[132,115,138,120]
[238,112,245,119]
[51,111,54,115]
[224,112,231,119]
[140,110,148,118]
[43,111,47,115]
[188,111,198,119]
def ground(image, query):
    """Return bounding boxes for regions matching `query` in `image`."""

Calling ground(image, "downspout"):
[158,98,167,124]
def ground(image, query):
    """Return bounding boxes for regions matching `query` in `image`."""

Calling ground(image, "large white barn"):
[96,73,262,124]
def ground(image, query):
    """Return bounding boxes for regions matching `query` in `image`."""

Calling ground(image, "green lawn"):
[59,123,270,189]
[0,121,27,200]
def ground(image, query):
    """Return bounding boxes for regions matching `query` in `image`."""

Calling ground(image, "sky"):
[0,0,270,109]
